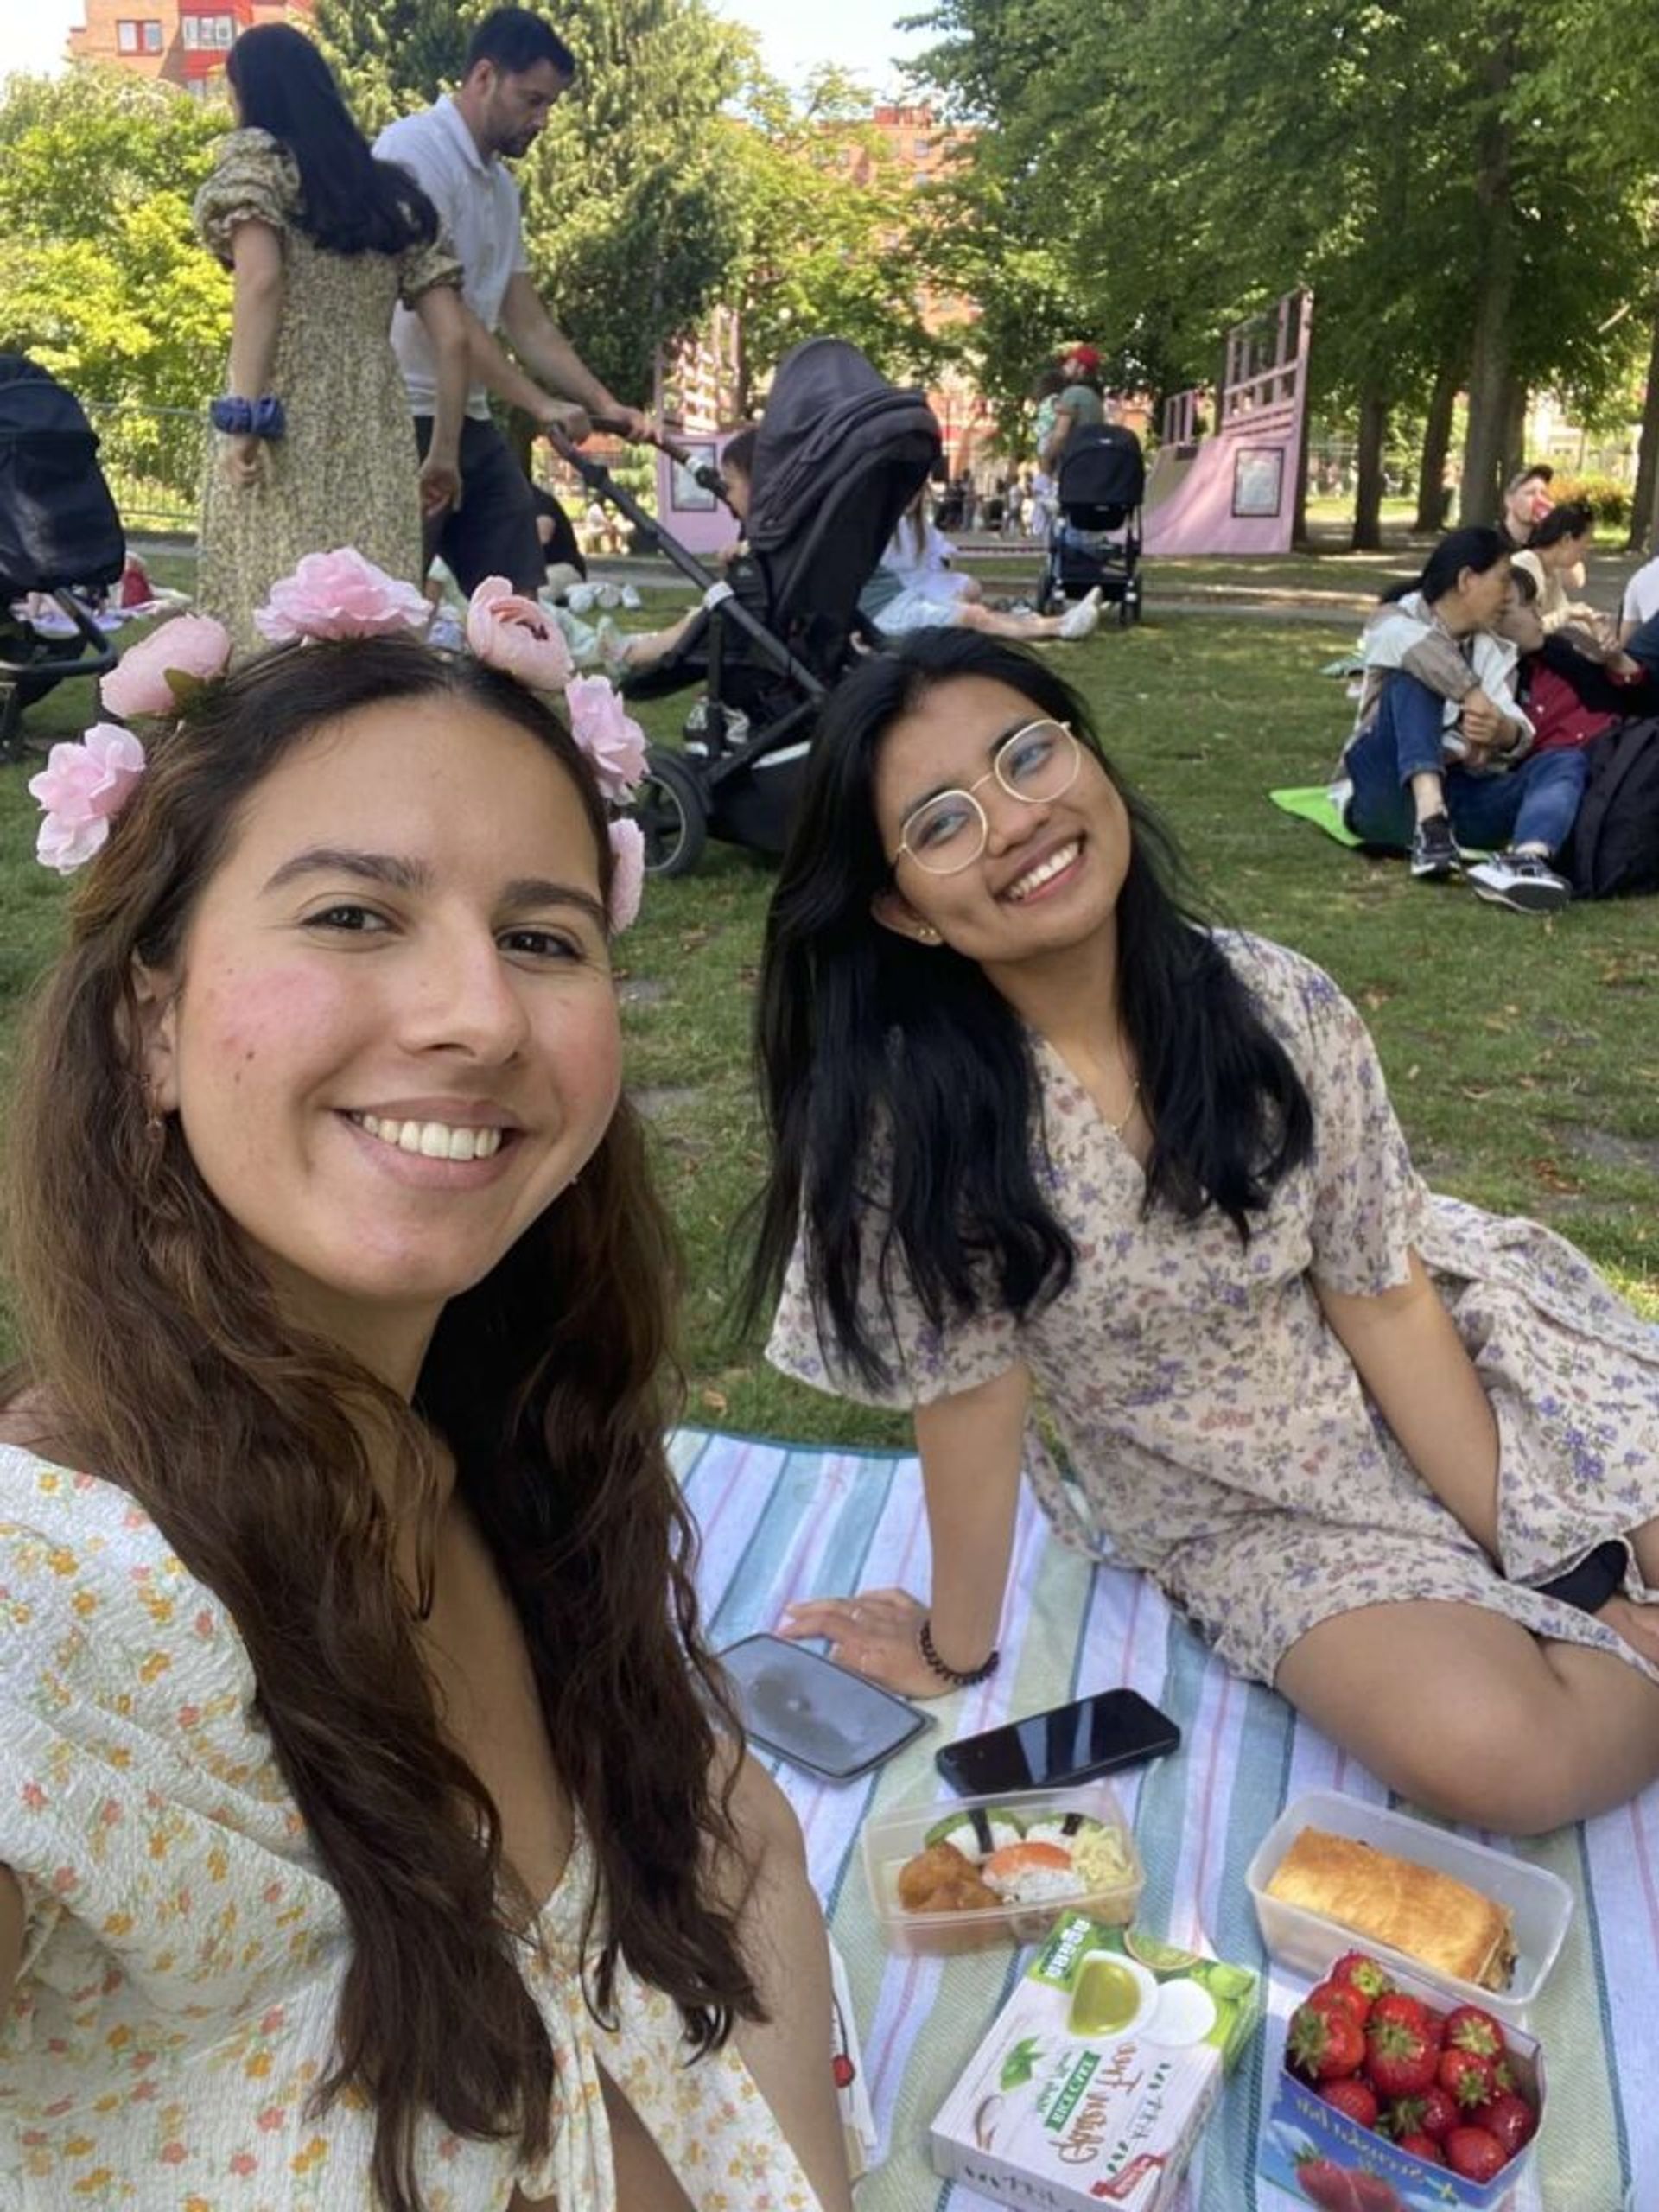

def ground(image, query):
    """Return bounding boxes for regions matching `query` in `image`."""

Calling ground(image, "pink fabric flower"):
[564,675,647,801]
[607,817,645,931]
[100,613,231,718]
[29,723,147,873]
[254,550,429,645]
[464,576,576,691]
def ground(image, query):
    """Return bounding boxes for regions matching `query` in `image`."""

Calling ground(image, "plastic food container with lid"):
[1243,1788,1573,2026]
[861,1778,1144,1957]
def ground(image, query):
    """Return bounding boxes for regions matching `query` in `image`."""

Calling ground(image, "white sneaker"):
[1058,587,1103,640]
[1465,849,1572,912]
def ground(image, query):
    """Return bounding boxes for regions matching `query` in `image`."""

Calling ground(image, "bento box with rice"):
[861,1781,1144,1955]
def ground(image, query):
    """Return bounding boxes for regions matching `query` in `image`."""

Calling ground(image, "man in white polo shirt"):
[376,7,652,594]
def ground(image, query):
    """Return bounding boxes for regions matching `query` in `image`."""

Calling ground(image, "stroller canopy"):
[0,354,125,597]
[746,338,940,611]
[1056,422,1146,512]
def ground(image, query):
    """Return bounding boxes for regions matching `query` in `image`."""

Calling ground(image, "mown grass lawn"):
[7,578,1656,1445]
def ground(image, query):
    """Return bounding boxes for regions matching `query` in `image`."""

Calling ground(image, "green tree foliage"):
[0,67,230,408]
[719,66,946,403]
[912,0,1659,530]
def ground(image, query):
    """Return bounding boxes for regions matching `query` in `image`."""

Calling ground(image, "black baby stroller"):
[1037,421,1145,626]
[0,355,126,760]
[555,338,940,875]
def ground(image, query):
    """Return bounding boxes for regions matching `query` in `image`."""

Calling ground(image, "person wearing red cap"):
[1041,346,1107,471]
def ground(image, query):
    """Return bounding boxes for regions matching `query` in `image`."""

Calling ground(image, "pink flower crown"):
[31,549,648,931]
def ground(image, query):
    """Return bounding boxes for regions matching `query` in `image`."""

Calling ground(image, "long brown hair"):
[3,638,759,2210]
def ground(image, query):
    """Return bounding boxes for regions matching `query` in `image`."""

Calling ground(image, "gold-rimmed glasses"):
[891,720,1083,875]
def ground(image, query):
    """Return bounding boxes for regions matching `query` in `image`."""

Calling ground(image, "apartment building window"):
[143,20,162,48]
[116,19,138,48]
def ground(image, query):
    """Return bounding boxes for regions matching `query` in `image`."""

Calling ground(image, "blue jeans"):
[1345,672,1588,855]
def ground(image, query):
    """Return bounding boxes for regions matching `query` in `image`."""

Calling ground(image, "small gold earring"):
[916,924,942,945]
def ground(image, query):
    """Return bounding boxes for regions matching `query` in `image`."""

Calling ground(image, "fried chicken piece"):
[896,1841,1000,1913]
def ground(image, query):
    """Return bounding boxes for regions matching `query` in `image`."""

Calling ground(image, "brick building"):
[66,0,315,94]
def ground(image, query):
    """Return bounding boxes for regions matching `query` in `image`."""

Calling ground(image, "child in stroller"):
[556,338,942,876]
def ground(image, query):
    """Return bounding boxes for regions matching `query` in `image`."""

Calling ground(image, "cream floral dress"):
[194,130,461,657]
[0,1447,820,2210]
[770,934,1659,1686]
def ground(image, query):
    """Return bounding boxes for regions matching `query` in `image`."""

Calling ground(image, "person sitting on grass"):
[1341,526,1586,912]
[0,561,853,2212]
[859,484,1103,645]
[745,627,1659,1840]
[1512,499,1604,639]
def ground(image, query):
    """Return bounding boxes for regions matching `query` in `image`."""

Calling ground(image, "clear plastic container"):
[861,1779,1144,1957]
[1243,1788,1573,2025]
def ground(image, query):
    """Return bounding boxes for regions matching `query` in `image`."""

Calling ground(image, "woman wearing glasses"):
[745,629,1659,1834]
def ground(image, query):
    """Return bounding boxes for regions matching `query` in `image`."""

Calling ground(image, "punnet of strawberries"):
[1285,1950,1539,2186]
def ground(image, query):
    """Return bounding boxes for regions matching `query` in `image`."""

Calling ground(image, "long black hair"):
[227,26,439,258]
[745,630,1314,1389]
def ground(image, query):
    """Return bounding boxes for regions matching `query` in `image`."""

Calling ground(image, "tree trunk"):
[1457,27,1520,525]
[1414,354,1460,532]
[1626,302,1659,553]
[1351,386,1389,550]
[1500,374,1528,484]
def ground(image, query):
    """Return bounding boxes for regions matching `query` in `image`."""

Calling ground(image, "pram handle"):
[548,421,728,502]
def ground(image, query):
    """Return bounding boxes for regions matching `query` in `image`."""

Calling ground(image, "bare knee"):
[1378,1682,1586,1835]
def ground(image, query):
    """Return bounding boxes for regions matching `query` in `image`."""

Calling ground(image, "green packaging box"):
[930,1916,1259,2212]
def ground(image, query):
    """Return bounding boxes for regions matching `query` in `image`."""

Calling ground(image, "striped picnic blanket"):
[677,1427,1656,2212]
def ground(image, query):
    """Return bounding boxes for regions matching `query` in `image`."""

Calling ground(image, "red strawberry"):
[1310,1978,1371,2029]
[1329,1951,1395,2004]
[1443,2004,1507,2061]
[1350,2177,1404,2212]
[1419,2006,1447,2048]
[1395,2131,1444,2164]
[1437,2046,1497,2110]
[1369,1992,1432,2039]
[1294,2156,1361,2210]
[1321,2075,1381,2129]
[1289,1999,1366,2080]
[1363,2014,1439,2100]
[1444,2126,1509,2183]
[1481,2088,1536,2157]
[1386,2084,1458,2142]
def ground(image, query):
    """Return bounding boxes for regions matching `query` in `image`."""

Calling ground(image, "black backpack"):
[1562,715,1659,899]
[0,353,125,596]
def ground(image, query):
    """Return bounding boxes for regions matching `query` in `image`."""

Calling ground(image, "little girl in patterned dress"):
[0,557,851,2211]
[747,626,1659,1836]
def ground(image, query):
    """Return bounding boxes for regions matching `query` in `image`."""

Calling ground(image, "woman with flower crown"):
[0,552,854,2212]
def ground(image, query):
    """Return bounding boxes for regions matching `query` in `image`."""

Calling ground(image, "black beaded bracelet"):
[918,1617,1000,1688]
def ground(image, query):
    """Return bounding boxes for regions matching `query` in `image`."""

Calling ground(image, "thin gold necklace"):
[1105,1078,1141,1136]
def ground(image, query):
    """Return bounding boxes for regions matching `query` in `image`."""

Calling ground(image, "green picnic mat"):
[1268,783,1363,847]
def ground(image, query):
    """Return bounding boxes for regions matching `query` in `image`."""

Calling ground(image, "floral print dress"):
[194,130,461,658]
[0,1448,821,2210]
[769,934,1659,1686]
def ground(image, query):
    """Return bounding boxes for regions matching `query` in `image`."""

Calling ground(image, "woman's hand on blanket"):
[778,1588,952,1700]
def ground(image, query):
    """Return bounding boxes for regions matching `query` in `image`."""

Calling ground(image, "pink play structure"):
[1142,290,1312,557]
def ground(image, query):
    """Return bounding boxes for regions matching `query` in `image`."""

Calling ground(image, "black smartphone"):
[935,1688,1180,1796]
[719,1632,931,1782]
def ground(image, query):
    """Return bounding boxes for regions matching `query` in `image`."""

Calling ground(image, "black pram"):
[557,338,940,875]
[1037,421,1145,626]
[0,355,125,759]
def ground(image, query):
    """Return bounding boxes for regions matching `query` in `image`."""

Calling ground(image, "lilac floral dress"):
[768,934,1659,1686]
